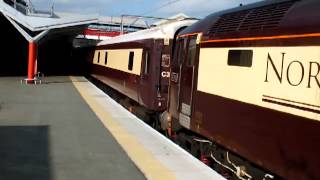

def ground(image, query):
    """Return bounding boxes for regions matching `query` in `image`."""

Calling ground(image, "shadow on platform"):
[0,126,51,180]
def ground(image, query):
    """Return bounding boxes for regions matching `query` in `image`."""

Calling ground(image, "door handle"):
[190,65,195,106]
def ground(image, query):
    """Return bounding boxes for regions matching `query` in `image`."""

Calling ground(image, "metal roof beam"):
[34,29,49,42]
[4,14,33,42]
[3,14,50,42]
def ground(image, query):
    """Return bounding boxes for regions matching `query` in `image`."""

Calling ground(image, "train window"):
[97,51,100,63]
[187,38,197,66]
[173,41,181,66]
[144,51,150,74]
[228,50,253,67]
[173,38,187,66]
[104,52,108,65]
[177,39,186,65]
[128,51,134,71]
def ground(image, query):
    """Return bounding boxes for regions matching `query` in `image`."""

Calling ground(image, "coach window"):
[144,51,150,75]
[173,40,181,66]
[228,50,253,67]
[176,38,186,65]
[187,37,197,66]
[97,51,100,63]
[104,52,108,65]
[128,51,134,71]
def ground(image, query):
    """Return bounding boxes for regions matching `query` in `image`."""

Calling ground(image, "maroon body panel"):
[193,91,320,179]
[91,64,140,103]
[89,39,171,112]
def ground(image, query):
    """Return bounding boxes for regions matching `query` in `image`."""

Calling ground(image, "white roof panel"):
[98,19,197,46]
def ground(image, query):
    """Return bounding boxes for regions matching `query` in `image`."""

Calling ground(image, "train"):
[87,19,197,123]
[87,0,320,179]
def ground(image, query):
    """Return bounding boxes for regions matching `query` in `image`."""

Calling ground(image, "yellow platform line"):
[70,76,176,180]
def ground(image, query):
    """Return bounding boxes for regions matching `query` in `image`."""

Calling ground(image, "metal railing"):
[5,0,55,17]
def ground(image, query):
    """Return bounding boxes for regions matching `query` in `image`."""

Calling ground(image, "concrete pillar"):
[27,41,37,83]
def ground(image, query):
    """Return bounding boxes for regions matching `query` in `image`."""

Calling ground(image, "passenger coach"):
[88,19,197,114]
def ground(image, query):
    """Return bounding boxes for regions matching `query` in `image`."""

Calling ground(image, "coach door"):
[178,34,200,129]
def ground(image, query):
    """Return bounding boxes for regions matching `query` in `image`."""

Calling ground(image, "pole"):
[27,41,37,83]
[120,15,123,35]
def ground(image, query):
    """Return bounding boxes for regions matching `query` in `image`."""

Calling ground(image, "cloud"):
[54,0,73,3]
[31,0,152,16]
[152,0,263,17]
[31,0,111,14]
[30,0,263,18]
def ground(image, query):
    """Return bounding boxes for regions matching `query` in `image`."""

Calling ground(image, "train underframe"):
[171,127,279,180]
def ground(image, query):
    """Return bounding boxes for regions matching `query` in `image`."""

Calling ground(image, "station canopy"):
[0,0,98,42]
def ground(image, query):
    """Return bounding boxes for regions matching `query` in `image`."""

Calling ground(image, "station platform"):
[0,76,225,180]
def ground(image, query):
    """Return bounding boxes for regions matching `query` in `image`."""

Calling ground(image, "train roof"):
[97,19,197,46]
[180,0,320,40]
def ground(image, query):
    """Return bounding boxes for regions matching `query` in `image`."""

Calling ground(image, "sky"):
[31,0,263,19]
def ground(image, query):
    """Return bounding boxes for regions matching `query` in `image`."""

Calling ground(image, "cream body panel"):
[198,46,320,121]
[93,49,143,76]
[93,50,100,64]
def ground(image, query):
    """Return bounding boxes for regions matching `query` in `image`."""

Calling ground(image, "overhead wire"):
[141,0,181,16]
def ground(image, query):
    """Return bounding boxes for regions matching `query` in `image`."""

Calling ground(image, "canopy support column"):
[27,41,37,83]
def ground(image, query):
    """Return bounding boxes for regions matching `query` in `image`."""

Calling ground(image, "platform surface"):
[0,76,225,180]
[0,76,145,180]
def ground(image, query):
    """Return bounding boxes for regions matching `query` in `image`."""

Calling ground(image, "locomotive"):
[162,0,320,179]
[88,0,320,179]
